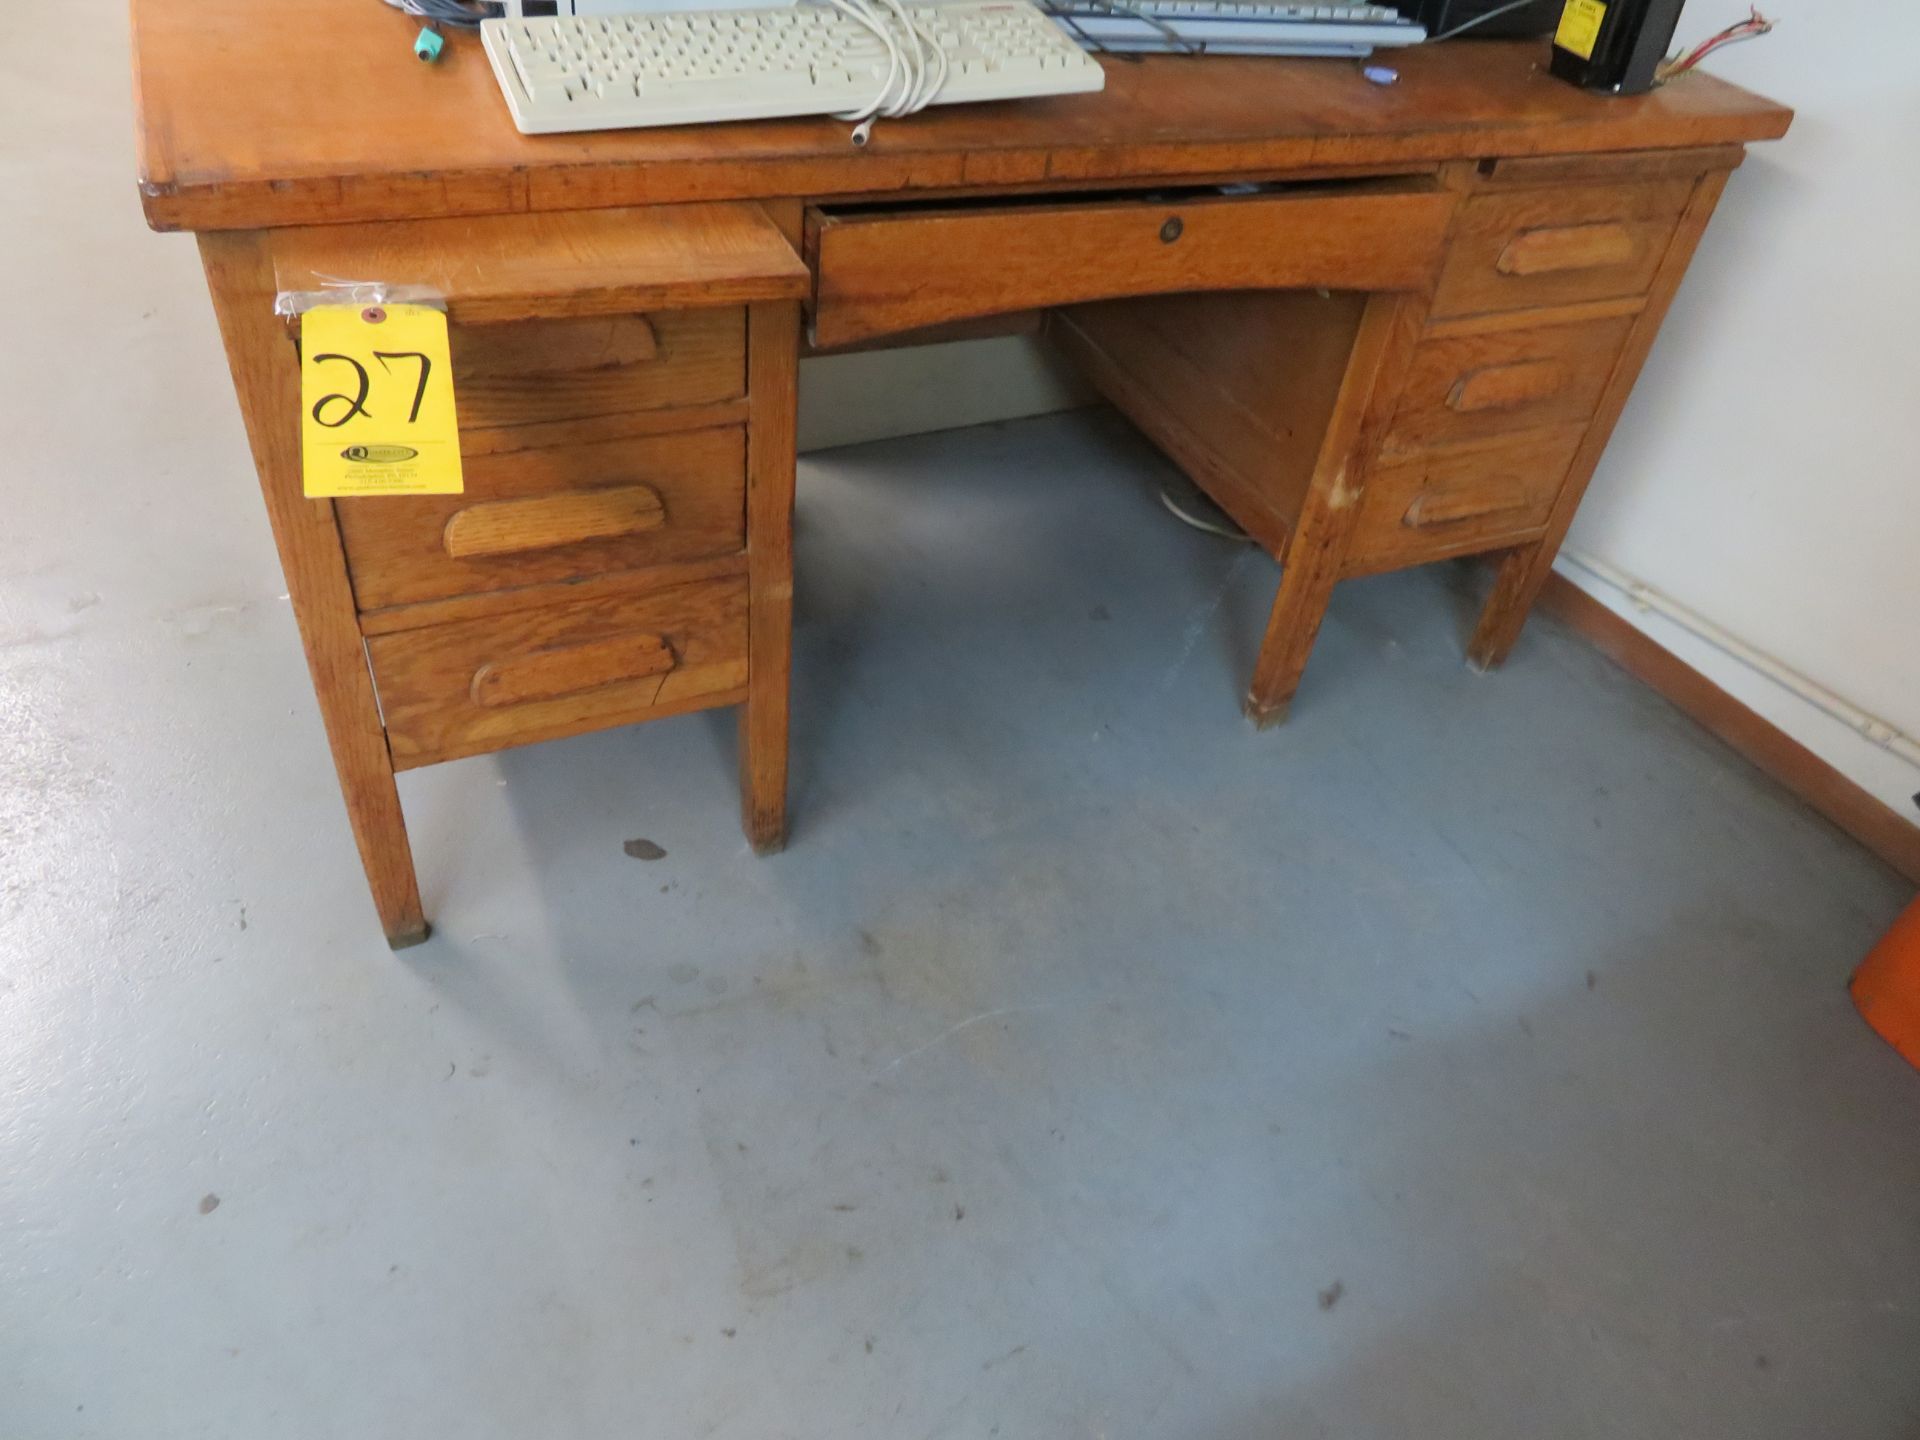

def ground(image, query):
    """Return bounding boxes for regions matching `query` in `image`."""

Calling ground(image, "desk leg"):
[1468,169,1731,671]
[199,233,429,949]
[1246,292,1426,726]
[1466,540,1558,672]
[741,300,800,852]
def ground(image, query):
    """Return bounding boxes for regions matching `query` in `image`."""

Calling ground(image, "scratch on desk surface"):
[871,1005,1057,1081]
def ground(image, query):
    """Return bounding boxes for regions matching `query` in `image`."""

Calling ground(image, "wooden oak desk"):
[133,0,1791,946]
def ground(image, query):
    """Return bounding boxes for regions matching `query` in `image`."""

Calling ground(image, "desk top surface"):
[133,0,1792,234]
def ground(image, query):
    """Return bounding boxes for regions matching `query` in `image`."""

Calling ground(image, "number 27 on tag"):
[300,303,463,498]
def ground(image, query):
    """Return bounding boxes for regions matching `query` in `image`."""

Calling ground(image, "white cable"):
[814,0,953,145]
[883,0,948,113]
[1425,0,1548,42]
[870,0,921,116]
[819,0,900,140]
[379,0,498,27]
[1558,548,1920,773]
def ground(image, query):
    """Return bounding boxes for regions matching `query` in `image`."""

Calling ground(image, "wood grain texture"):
[131,0,1792,233]
[1432,180,1692,318]
[814,160,1448,211]
[1468,170,1732,670]
[369,578,749,769]
[268,206,808,321]
[1539,574,1920,886]
[451,309,744,430]
[458,399,750,457]
[1383,315,1634,456]
[1403,484,1529,527]
[440,484,666,559]
[807,183,1453,347]
[1423,295,1644,340]
[1343,426,1583,576]
[454,314,660,373]
[356,553,749,636]
[1476,145,1744,187]
[741,302,800,853]
[805,308,1046,358]
[1051,290,1366,558]
[471,630,676,707]
[1495,222,1637,276]
[1246,290,1429,725]
[1048,311,1285,556]
[198,231,429,948]
[1447,358,1572,413]
[337,427,746,610]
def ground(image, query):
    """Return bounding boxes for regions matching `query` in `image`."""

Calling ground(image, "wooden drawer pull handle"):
[1403,485,1529,528]
[470,631,677,708]
[1496,223,1637,277]
[442,484,666,559]
[1447,359,1568,413]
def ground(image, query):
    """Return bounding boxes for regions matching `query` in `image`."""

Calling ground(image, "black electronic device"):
[1550,0,1687,93]
[1403,0,1559,40]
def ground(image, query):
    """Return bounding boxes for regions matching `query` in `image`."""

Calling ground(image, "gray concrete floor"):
[6,395,1920,1436]
[6,6,1920,1434]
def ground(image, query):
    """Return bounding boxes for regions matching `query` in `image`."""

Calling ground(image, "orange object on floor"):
[1851,897,1920,1071]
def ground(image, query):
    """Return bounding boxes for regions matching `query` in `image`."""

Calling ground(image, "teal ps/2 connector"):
[414,25,446,62]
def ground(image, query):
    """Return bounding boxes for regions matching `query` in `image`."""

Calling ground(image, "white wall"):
[1560,0,1920,831]
[798,336,1092,453]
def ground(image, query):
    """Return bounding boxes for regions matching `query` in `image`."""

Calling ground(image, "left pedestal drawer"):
[368,576,750,770]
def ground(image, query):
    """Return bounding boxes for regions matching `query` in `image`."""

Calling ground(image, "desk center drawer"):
[806,181,1455,348]
[338,426,746,612]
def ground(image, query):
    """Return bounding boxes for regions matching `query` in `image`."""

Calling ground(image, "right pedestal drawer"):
[1346,426,1586,576]
[1347,310,1636,574]
[1431,180,1693,319]
[1381,314,1634,457]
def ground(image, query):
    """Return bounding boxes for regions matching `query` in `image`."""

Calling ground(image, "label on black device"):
[1555,0,1606,58]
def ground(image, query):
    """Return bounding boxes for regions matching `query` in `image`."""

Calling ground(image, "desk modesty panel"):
[134,0,1791,944]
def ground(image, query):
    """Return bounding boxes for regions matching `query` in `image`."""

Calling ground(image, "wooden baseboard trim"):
[1538,572,1920,886]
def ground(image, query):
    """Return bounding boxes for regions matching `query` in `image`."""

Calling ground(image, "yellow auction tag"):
[300,303,463,498]
[1554,0,1607,60]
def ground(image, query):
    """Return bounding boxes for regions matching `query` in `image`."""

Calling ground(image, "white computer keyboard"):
[480,1,1106,135]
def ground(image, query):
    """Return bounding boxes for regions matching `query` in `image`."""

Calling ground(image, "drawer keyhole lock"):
[1159,215,1184,244]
